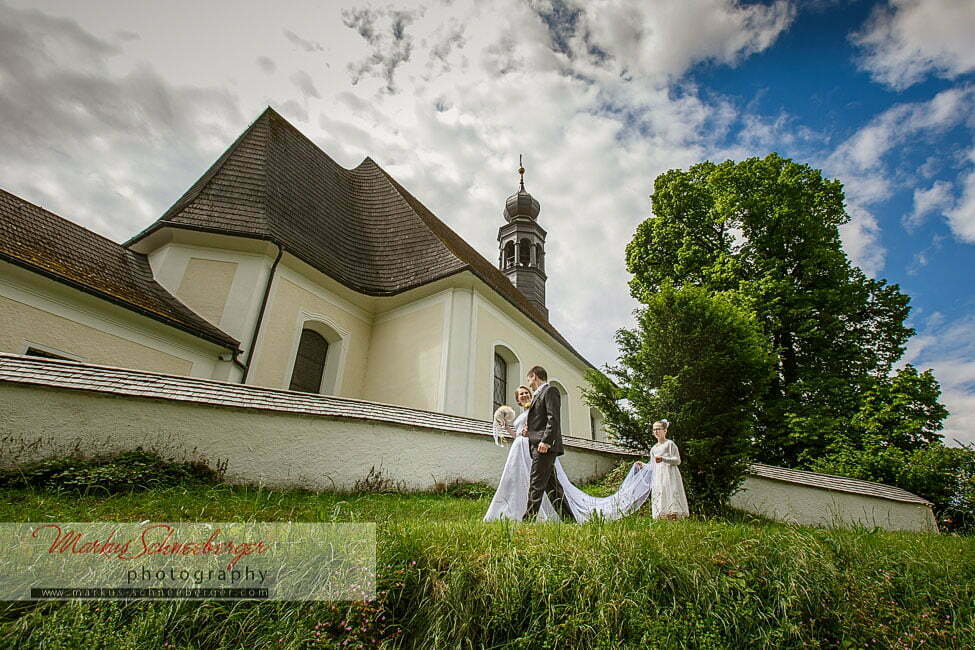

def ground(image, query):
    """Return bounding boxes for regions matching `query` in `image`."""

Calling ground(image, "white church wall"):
[0,354,939,534]
[468,288,598,438]
[247,262,373,398]
[0,380,623,491]
[131,230,609,431]
[362,291,449,412]
[140,231,279,358]
[0,261,230,378]
[730,475,939,533]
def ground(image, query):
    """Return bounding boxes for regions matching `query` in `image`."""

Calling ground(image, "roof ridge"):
[268,106,363,175]
[355,157,469,263]
[749,462,931,504]
[124,109,274,247]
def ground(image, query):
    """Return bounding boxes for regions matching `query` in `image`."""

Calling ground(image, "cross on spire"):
[518,154,525,192]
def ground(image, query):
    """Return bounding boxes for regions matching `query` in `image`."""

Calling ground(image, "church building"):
[0,107,608,440]
[0,107,942,533]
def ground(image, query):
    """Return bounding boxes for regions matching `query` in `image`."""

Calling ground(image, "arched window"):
[550,380,569,435]
[289,329,329,393]
[285,318,346,396]
[535,244,544,271]
[491,343,521,416]
[519,238,532,266]
[493,353,507,413]
[503,241,515,269]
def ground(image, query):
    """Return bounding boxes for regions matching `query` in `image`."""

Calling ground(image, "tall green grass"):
[1,483,972,649]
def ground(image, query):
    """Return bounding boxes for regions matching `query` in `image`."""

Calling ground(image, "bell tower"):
[497,156,548,318]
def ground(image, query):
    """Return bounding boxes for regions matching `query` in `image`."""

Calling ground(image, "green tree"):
[625,153,915,467]
[583,283,774,513]
[808,363,968,530]
[847,364,949,454]
[811,438,975,533]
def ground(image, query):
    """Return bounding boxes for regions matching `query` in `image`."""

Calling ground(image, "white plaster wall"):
[0,384,622,490]
[247,263,374,398]
[135,230,608,434]
[362,292,448,412]
[730,475,938,533]
[0,261,231,379]
[143,235,276,357]
[0,383,938,534]
[467,288,604,439]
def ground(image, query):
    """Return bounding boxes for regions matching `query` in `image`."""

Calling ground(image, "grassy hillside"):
[1,482,973,649]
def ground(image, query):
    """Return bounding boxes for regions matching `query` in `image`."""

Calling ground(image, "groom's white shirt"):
[530,381,549,407]
[532,381,549,397]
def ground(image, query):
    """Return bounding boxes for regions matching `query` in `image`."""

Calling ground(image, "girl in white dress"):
[484,387,655,523]
[637,419,689,519]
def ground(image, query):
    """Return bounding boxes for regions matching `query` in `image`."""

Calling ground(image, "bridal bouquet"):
[492,405,516,446]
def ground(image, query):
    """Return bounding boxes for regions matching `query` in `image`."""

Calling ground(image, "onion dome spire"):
[503,154,540,222]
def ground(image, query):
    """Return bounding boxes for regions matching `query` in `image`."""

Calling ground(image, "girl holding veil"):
[484,388,656,523]
[636,419,689,520]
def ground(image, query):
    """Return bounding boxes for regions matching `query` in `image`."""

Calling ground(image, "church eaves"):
[127,107,596,371]
[0,189,240,351]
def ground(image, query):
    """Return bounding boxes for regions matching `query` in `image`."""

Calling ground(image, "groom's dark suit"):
[524,383,576,522]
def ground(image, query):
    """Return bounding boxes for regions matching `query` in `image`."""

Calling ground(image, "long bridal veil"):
[483,420,654,523]
[554,460,655,523]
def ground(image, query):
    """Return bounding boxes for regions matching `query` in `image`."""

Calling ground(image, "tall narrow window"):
[493,353,507,413]
[289,329,328,393]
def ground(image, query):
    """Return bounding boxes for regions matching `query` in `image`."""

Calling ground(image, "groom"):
[523,365,576,523]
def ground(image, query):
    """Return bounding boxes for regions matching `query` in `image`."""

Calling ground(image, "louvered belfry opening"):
[289,329,328,394]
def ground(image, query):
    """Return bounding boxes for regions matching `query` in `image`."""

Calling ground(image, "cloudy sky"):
[1,0,973,443]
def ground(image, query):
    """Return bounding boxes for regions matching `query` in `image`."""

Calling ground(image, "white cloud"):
[946,158,975,243]
[559,0,796,81]
[852,0,975,90]
[828,85,974,174]
[906,233,946,276]
[290,69,321,99]
[838,204,886,277]
[0,0,801,371]
[905,180,954,231]
[0,2,243,240]
[823,85,975,274]
[902,312,975,446]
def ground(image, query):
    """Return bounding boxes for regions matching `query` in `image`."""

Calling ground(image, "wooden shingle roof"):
[0,190,239,351]
[126,107,595,370]
[748,462,932,505]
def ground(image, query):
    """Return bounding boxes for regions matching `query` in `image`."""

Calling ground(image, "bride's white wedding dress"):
[483,410,655,523]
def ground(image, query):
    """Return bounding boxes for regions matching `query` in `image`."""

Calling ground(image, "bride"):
[483,386,655,523]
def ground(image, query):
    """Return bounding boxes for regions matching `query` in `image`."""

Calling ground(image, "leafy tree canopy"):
[584,283,774,512]
[624,154,919,466]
